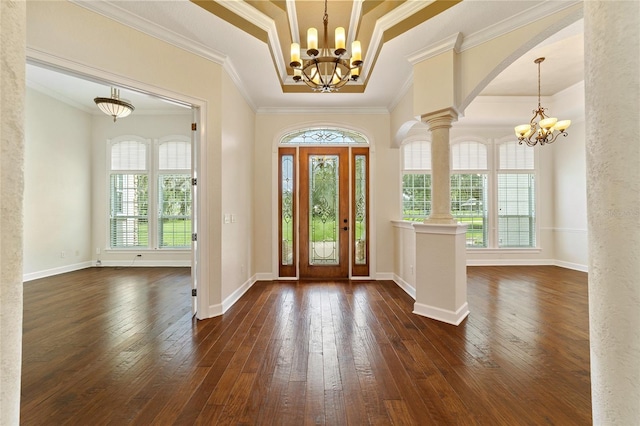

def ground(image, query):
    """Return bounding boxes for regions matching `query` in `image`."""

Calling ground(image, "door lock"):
[343,226,348,231]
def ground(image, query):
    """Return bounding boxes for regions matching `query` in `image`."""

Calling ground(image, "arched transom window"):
[280,128,368,145]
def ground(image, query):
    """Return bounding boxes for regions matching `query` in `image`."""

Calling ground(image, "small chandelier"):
[289,0,362,93]
[514,57,571,146]
[94,87,135,122]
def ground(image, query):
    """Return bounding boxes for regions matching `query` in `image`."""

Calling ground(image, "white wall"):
[253,113,397,279]
[90,113,192,266]
[24,88,92,280]
[550,83,588,271]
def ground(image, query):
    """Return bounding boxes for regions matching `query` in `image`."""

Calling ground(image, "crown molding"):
[408,32,462,65]
[460,1,582,52]
[388,73,413,112]
[407,1,581,65]
[256,106,389,115]
[26,78,94,114]
[286,0,299,43]
[217,0,288,84]
[70,0,227,65]
[348,0,364,48]
[223,61,257,112]
[363,1,436,83]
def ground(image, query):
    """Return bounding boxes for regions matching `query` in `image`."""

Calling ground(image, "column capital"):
[420,107,459,131]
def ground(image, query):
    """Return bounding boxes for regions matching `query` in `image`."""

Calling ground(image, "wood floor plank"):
[21,266,592,424]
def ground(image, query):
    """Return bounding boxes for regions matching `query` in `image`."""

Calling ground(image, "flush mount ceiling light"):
[514,57,571,146]
[289,0,362,93]
[94,87,135,122]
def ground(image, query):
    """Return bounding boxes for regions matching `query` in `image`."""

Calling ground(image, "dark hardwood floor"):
[21,266,591,425]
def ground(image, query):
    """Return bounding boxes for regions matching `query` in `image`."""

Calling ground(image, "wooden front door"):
[299,147,349,279]
[278,146,369,279]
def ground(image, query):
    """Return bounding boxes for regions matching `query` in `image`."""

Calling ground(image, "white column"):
[413,108,469,325]
[423,108,457,224]
[1,0,26,424]
[584,1,640,423]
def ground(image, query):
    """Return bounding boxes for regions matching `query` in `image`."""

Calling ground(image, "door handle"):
[343,226,348,231]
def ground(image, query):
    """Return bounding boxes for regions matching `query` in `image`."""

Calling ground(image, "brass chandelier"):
[289,0,362,93]
[514,57,571,146]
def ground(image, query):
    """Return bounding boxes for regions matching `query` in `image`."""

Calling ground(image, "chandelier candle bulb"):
[307,28,318,55]
[335,27,346,54]
[351,40,362,66]
[350,58,360,80]
[291,43,301,68]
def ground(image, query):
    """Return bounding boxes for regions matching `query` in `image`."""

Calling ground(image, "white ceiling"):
[26,0,584,118]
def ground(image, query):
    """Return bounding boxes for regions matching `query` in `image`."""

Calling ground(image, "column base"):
[413,301,469,325]
[413,222,468,326]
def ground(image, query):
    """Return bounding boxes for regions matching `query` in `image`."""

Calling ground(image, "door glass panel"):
[281,155,294,265]
[354,155,366,265]
[309,155,339,265]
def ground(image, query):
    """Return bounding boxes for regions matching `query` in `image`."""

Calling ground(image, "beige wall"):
[24,88,93,280]
[253,113,397,278]
[220,71,255,303]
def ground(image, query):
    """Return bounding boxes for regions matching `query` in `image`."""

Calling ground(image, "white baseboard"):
[255,272,274,281]
[209,274,258,317]
[413,301,469,326]
[554,260,588,272]
[466,258,555,267]
[375,272,394,280]
[95,260,191,267]
[392,274,416,299]
[23,261,93,282]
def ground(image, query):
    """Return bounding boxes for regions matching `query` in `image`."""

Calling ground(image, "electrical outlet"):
[61,251,66,258]
[96,248,101,255]
[410,265,414,275]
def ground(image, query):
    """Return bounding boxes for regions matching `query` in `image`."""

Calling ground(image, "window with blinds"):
[158,139,192,248]
[401,137,537,249]
[108,135,192,250]
[402,140,432,220]
[497,141,536,247]
[451,141,488,247]
[109,138,149,248]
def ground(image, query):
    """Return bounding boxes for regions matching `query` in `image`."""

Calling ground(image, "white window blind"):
[499,140,534,170]
[403,140,431,171]
[452,141,487,170]
[111,140,147,170]
[159,140,191,170]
